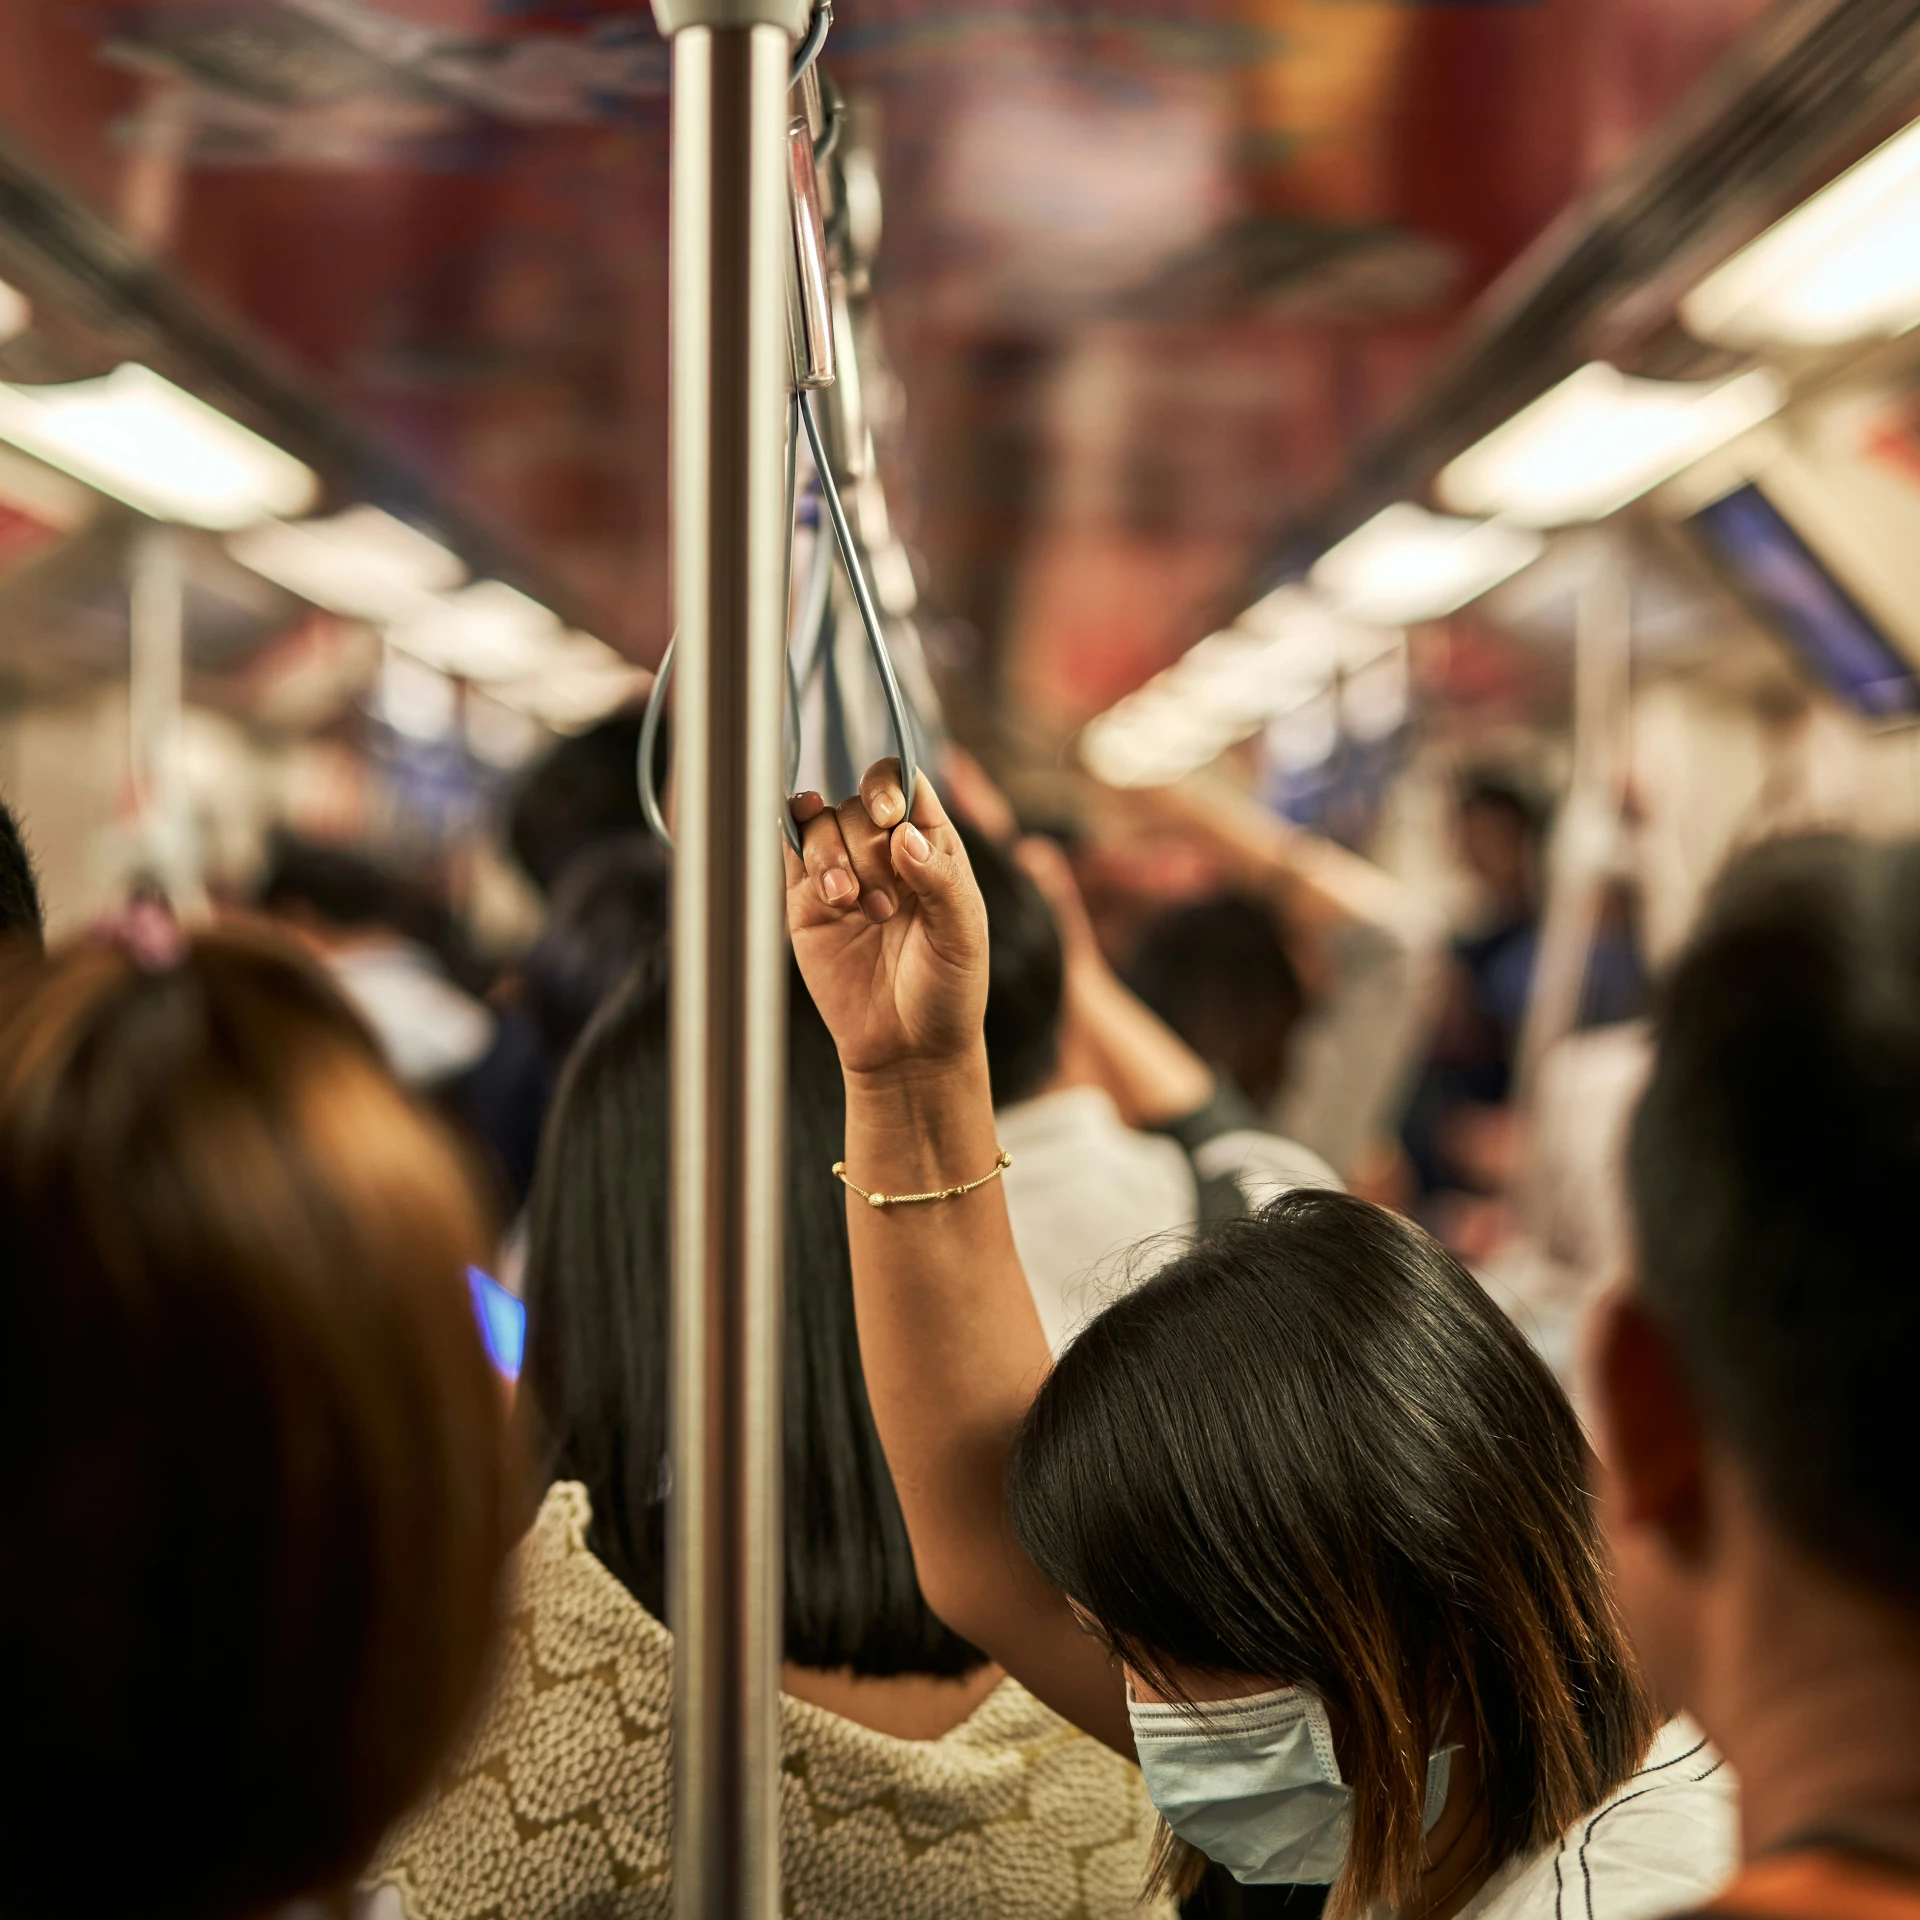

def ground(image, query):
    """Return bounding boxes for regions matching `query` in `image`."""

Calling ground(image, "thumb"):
[889,817,967,906]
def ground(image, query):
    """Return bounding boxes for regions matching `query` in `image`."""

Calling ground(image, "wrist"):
[843,1044,993,1118]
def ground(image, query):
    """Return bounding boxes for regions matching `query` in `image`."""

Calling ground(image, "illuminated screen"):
[1690,484,1920,721]
[468,1267,527,1382]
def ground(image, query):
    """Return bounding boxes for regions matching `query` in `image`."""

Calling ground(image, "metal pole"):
[651,1,804,1916]
[1514,538,1632,1105]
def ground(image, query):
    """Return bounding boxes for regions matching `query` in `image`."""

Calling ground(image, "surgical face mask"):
[1127,1684,1454,1886]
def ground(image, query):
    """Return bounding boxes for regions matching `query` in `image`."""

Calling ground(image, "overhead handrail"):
[639,6,922,856]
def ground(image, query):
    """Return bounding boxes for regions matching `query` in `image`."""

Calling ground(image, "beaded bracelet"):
[832,1148,1013,1209]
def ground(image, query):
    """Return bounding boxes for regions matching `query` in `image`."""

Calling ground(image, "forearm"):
[839,1046,1132,1751]
[1063,960,1214,1129]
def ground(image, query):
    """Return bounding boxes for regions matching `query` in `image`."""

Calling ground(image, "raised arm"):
[784,763,1133,1754]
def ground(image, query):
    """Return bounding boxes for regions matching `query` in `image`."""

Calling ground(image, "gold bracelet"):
[833,1148,1012,1209]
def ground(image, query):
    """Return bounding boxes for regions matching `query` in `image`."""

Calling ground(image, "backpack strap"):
[1149,1082,1269,1228]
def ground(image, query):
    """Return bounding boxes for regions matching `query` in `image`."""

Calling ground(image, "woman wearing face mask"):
[782,763,1736,1920]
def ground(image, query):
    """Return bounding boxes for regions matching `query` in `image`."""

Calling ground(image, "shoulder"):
[1549,1725,1740,1920]
[1471,1724,1738,1920]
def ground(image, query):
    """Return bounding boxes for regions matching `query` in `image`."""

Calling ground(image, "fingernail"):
[871,788,902,826]
[900,824,930,862]
[864,892,896,924]
[822,869,857,904]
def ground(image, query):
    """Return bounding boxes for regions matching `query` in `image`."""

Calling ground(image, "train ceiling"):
[0,0,1783,736]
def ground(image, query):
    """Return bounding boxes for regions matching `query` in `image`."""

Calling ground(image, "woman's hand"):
[785,761,988,1080]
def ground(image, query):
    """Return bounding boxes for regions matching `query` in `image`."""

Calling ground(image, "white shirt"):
[997,1087,1338,1353]
[327,937,495,1088]
[1457,1718,1737,1920]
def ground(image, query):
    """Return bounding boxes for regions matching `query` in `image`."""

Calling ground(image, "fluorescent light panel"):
[1438,362,1784,527]
[1684,116,1920,347]
[0,363,316,529]
[1311,504,1544,624]
[387,580,563,682]
[1080,587,1398,788]
[230,506,468,621]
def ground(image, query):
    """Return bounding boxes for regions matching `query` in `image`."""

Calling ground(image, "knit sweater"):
[369,1482,1174,1920]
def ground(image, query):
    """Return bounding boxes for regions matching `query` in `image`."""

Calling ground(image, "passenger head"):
[1007,1188,1654,1915]
[953,818,1064,1109]
[506,710,649,896]
[1601,835,1920,1705]
[524,964,984,1676]
[0,926,507,1920]
[1128,894,1304,1108]
[0,795,43,947]
[522,833,671,1062]
[1457,774,1544,916]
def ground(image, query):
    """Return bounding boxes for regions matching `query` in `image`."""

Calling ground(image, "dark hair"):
[1630,833,1920,1602]
[259,832,410,930]
[1006,1189,1655,1917]
[523,963,984,1676]
[953,819,1064,1108]
[523,834,672,1061]
[506,710,649,896]
[0,930,508,1920]
[1459,773,1546,843]
[1128,893,1305,1108]
[0,796,43,947]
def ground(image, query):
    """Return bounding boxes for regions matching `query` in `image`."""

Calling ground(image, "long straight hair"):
[523,962,985,1676]
[1006,1188,1655,1917]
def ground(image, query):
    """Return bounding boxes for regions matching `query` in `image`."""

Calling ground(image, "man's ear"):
[1590,1280,1710,1559]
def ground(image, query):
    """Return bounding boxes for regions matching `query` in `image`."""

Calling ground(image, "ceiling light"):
[377,650,458,742]
[230,506,468,621]
[0,280,30,348]
[487,633,644,731]
[1080,589,1397,789]
[0,363,317,529]
[1310,504,1544,624]
[1683,116,1920,347]
[1437,363,1784,527]
[1079,694,1239,789]
[387,580,563,681]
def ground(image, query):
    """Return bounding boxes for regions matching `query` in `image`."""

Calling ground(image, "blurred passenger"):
[782,763,1737,1920]
[1128,894,1304,1114]
[1404,781,1645,1227]
[0,922,508,1920]
[452,833,671,1209]
[959,818,1333,1351]
[260,832,494,1089]
[0,792,44,945]
[1596,836,1920,1920]
[371,965,1169,1920]
[505,708,649,896]
[1116,775,1438,1190]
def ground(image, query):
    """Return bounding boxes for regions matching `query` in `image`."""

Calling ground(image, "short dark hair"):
[523,963,985,1677]
[1630,833,1920,1602]
[506,711,649,896]
[1006,1189,1655,1916]
[1128,893,1304,1108]
[954,820,1064,1108]
[0,929,508,1920]
[523,833,671,1061]
[1459,772,1546,842]
[0,796,43,946]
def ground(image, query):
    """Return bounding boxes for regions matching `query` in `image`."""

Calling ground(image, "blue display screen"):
[468,1266,527,1382]
[1691,484,1920,721]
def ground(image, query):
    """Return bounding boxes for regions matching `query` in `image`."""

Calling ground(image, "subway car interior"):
[6,3,1920,1919]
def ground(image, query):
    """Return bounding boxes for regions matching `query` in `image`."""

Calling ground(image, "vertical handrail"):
[653,3,806,1917]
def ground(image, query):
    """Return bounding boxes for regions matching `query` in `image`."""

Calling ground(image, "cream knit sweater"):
[370,1483,1174,1920]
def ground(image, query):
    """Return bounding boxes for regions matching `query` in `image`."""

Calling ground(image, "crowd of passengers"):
[2,736,1915,1920]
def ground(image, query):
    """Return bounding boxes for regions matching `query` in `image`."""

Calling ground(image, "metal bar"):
[660,15,796,1920]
